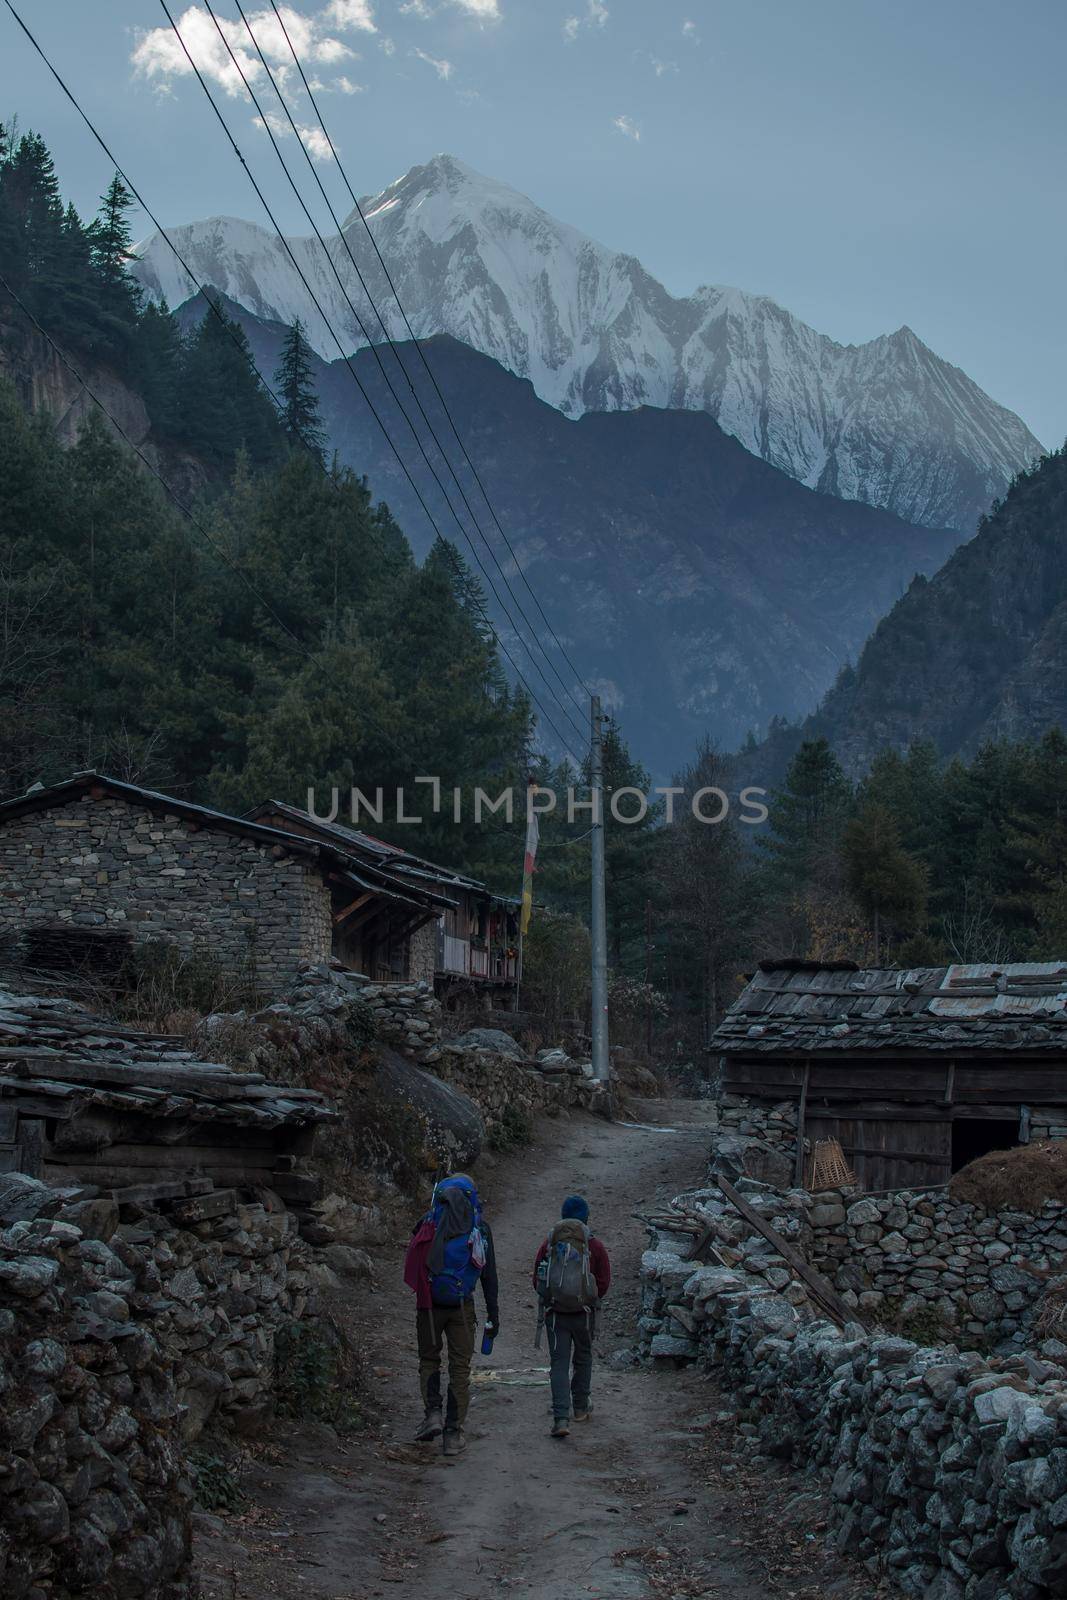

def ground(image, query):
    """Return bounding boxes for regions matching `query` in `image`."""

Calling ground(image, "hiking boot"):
[414,1406,443,1442]
[550,1418,570,1438]
[573,1405,593,1422]
[442,1428,466,1457]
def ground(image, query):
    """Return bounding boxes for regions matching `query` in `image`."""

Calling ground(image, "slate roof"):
[712,961,1067,1056]
[0,773,444,915]
[0,987,336,1129]
[250,799,518,907]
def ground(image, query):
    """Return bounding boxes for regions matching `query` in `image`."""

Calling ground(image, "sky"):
[2,0,1064,447]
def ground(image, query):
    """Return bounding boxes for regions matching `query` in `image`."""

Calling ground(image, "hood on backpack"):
[427,1175,480,1276]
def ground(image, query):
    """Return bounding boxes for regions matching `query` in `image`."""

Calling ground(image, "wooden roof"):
[0,987,337,1130]
[712,962,1067,1057]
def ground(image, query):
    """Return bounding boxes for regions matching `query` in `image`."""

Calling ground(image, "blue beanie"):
[561,1194,589,1223]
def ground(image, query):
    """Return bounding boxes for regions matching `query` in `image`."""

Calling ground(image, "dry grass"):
[950,1139,1067,1214]
[1035,1277,1067,1340]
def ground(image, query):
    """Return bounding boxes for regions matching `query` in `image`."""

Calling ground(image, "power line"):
[0,0,285,417]
[242,0,590,726]
[158,0,586,763]
[264,0,594,709]
[2,0,586,765]
[203,0,588,751]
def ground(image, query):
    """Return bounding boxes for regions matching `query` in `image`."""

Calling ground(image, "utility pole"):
[590,695,610,1082]
[644,898,653,1059]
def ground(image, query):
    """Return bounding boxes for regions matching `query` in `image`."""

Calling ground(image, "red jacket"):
[533,1235,611,1301]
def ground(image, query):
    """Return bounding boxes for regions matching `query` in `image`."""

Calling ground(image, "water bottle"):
[481,1326,495,1356]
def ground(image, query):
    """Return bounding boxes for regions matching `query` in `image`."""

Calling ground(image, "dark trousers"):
[417,1302,476,1427]
[546,1308,594,1421]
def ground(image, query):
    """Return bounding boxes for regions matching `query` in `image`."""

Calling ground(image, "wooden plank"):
[332,891,374,926]
[715,1175,858,1329]
[18,1118,44,1178]
[111,1177,214,1203]
[170,1188,238,1223]
[0,1107,16,1140]
[794,1060,811,1187]
[0,1053,264,1097]
[45,1142,277,1171]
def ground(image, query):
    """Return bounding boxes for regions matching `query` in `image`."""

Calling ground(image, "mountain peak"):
[131,157,1044,532]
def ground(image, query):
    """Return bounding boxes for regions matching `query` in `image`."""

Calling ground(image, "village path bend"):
[193,1099,884,1600]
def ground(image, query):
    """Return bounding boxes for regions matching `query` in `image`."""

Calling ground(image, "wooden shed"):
[711,959,1067,1191]
[0,985,336,1204]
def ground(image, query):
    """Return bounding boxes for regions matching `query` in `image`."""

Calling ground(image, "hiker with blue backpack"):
[533,1194,611,1438]
[403,1173,499,1457]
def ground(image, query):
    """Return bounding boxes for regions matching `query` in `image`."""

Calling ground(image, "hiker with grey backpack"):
[533,1194,611,1438]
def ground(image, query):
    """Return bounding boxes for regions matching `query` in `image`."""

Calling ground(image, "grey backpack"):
[541,1219,598,1314]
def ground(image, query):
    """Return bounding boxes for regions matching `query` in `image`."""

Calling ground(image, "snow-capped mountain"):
[133,154,1043,531]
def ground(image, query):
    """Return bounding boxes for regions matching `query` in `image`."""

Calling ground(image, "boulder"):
[451,1027,528,1060]
[374,1045,485,1170]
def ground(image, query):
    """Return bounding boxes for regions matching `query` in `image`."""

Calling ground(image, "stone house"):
[0,773,446,996]
[249,800,521,1003]
[712,958,1067,1190]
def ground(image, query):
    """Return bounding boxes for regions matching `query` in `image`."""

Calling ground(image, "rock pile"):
[639,1227,1067,1596]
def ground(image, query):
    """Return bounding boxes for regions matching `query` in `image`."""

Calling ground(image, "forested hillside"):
[0,125,535,884]
[746,443,1067,781]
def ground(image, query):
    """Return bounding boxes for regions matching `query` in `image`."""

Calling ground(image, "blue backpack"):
[426,1178,486,1307]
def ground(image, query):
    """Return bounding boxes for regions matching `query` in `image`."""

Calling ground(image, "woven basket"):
[806,1137,856,1192]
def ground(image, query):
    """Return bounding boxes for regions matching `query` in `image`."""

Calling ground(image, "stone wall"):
[0,1171,327,1599]
[638,1232,1067,1598]
[0,1191,192,1600]
[407,921,438,986]
[358,977,444,1065]
[432,1041,598,1142]
[805,1188,1067,1345]
[0,796,333,995]
[711,1094,799,1187]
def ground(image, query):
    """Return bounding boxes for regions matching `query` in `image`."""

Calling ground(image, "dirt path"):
[195,1101,884,1600]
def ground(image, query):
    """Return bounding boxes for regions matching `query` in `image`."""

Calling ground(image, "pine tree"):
[86,173,141,354]
[274,319,326,464]
[843,801,928,963]
[763,738,853,890]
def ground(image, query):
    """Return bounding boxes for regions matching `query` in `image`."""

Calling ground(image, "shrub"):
[274,1316,364,1434]
[187,1446,246,1513]
[488,1103,533,1152]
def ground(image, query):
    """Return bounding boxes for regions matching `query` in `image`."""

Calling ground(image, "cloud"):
[613,113,640,141]
[131,4,363,101]
[332,74,364,93]
[378,34,396,54]
[452,0,500,17]
[412,47,453,79]
[324,0,377,31]
[252,109,333,160]
[650,56,678,77]
[399,0,436,16]
[562,0,608,41]
[681,18,700,43]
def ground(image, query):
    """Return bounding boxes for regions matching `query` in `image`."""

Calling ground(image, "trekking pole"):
[534,1298,545,1350]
